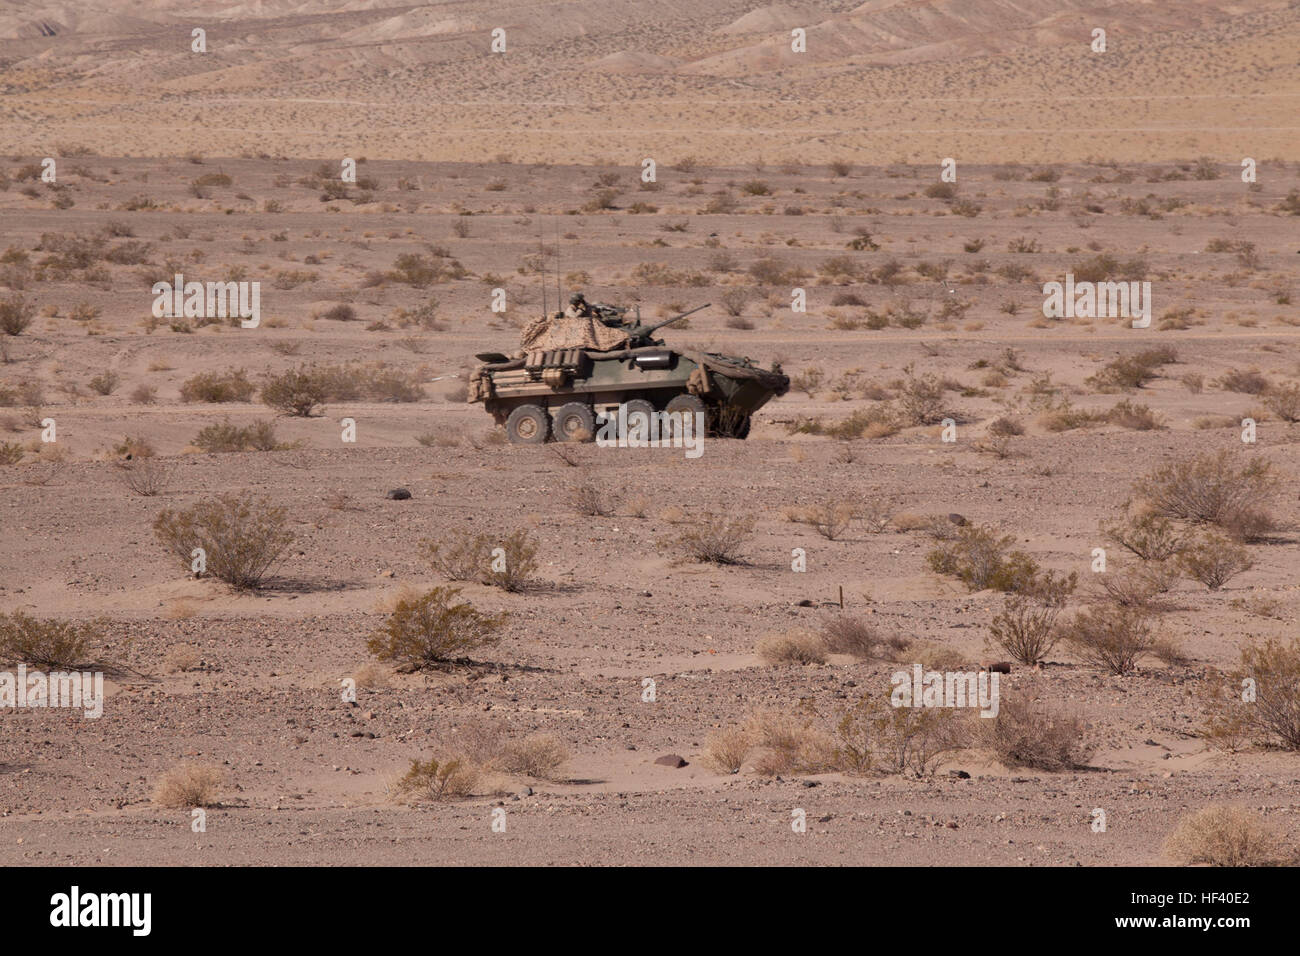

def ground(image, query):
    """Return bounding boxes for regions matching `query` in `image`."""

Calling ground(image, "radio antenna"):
[554,218,563,310]
[539,224,547,317]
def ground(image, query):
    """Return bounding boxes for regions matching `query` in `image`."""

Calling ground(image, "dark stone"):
[386,488,412,500]
[796,598,813,607]
[654,754,688,768]
[947,513,968,526]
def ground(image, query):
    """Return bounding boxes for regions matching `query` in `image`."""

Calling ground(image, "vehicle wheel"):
[553,402,595,442]
[713,405,751,439]
[621,399,657,444]
[505,404,551,444]
[665,394,706,441]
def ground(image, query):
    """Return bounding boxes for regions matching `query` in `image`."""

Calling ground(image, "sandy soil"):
[1,150,1298,865]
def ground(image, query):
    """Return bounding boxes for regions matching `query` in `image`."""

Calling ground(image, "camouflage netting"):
[519,312,629,354]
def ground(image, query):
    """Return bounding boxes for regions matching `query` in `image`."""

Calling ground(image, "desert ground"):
[1,0,1299,868]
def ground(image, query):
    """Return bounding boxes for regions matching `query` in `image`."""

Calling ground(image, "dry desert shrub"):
[179,368,256,403]
[1107,399,1162,430]
[745,710,837,776]
[987,593,1064,666]
[367,586,504,670]
[1164,807,1281,867]
[1203,638,1300,751]
[193,419,282,453]
[819,616,883,659]
[261,366,327,416]
[792,499,854,540]
[834,691,968,777]
[704,726,754,774]
[153,762,222,808]
[115,456,173,496]
[0,293,35,335]
[1216,367,1270,395]
[423,529,537,591]
[756,630,827,665]
[153,493,294,589]
[163,644,201,673]
[569,476,615,517]
[1263,382,1300,422]
[392,755,479,802]
[495,734,568,781]
[926,524,1039,593]
[668,512,754,565]
[0,612,100,669]
[1060,604,1156,674]
[985,697,1093,771]
[1102,513,1187,561]
[1138,451,1280,542]
[1085,347,1176,391]
[1178,530,1253,590]
[1091,561,1178,610]
[790,366,823,397]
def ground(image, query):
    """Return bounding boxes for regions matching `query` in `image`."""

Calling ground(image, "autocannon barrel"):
[627,303,710,341]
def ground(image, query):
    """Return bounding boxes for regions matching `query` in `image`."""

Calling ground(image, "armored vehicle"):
[468,304,789,443]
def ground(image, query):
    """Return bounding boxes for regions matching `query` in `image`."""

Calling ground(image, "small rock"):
[949,769,971,779]
[948,513,968,526]
[386,488,412,500]
[518,787,533,797]
[654,754,688,768]
[378,569,395,578]
[795,599,813,607]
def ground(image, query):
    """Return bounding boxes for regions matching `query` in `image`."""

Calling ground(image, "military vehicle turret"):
[468,304,789,444]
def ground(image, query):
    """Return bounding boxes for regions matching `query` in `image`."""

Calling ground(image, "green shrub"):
[261,366,328,416]
[926,524,1040,592]
[0,611,100,669]
[367,586,505,669]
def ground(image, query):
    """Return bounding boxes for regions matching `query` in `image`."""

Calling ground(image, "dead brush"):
[833,691,969,777]
[1060,603,1157,674]
[423,529,538,591]
[756,630,827,665]
[569,475,616,517]
[704,726,754,774]
[115,456,173,496]
[495,734,569,781]
[984,697,1094,771]
[1202,637,1300,751]
[790,499,854,540]
[1164,806,1284,867]
[1102,513,1187,562]
[1137,451,1280,542]
[745,709,837,776]
[665,512,754,565]
[1178,530,1254,590]
[153,762,222,808]
[1090,561,1178,610]
[819,616,881,658]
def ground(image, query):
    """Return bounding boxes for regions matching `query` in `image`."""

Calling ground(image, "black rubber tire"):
[620,399,657,443]
[713,406,752,439]
[505,404,551,444]
[553,402,595,442]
